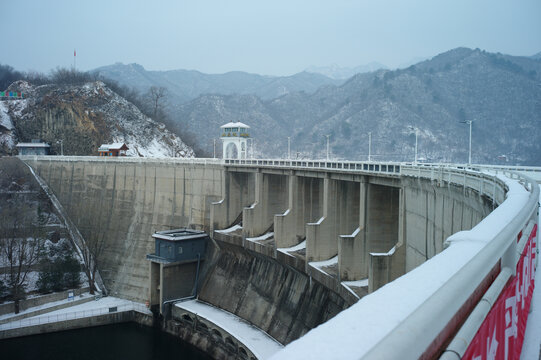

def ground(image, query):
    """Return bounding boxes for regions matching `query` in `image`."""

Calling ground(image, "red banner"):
[463,224,537,360]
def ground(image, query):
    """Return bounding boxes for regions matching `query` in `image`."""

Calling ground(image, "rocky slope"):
[172,48,541,165]
[0,81,194,157]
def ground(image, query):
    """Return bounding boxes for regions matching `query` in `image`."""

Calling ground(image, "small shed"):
[98,143,128,157]
[16,139,50,155]
[146,228,209,315]
[148,229,208,263]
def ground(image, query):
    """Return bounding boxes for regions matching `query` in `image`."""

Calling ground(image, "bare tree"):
[50,67,92,85]
[0,205,44,313]
[79,205,110,295]
[147,86,167,120]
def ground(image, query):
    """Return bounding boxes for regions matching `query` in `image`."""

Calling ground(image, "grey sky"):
[1,0,540,75]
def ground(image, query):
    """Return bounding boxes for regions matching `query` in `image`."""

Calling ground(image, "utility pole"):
[213,139,216,159]
[368,132,372,162]
[408,126,418,165]
[460,120,474,165]
[325,135,330,161]
[287,137,291,160]
[415,130,418,165]
[57,140,64,156]
[74,49,76,70]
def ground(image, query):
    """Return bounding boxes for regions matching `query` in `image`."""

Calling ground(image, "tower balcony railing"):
[221,133,250,137]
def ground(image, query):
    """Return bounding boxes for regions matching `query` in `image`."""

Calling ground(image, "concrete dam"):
[21,156,539,359]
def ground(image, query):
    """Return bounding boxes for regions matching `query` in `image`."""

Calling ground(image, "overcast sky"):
[1,0,540,75]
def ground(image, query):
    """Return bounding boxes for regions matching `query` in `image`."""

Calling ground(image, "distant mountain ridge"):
[93,63,344,103]
[305,62,388,79]
[170,47,541,165]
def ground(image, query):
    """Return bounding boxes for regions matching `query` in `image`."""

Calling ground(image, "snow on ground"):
[0,101,14,130]
[309,256,338,275]
[246,232,274,242]
[277,240,306,253]
[0,293,92,322]
[214,224,242,234]
[271,172,532,360]
[36,296,149,318]
[342,279,369,288]
[8,98,28,119]
[341,279,369,300]
[520,184,541,359]
[0,296,150,331]
[175,300,283,359]
[0,101,15,149]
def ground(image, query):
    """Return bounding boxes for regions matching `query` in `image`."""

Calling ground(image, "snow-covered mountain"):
[0,100,16,152]
[1,80,194,157]
[305,62,388,79]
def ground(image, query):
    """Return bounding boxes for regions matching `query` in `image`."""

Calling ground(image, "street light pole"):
[368,132,372,162]
[57,140,63,156]
[325,135,330,161]
[407,126,418,165]
[213,139,216,159]
[468,121,472,165]
[414,130,418,165]
[287,136,291,160]
[460,120,474,165]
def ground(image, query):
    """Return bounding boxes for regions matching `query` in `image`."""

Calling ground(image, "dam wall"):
[198,241,348,345]
[20,156,510,357]
[401,176,494,272]
[23,157,224,302]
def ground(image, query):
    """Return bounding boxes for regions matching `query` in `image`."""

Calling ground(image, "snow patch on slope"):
[0,101,14,130]
[0,101,15,149]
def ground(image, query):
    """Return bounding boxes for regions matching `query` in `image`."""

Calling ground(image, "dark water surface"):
[0,322,212,360]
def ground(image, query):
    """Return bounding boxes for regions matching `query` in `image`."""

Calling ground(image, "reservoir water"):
[0,322,212,360]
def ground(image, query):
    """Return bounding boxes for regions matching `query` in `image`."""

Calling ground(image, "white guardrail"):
[19,155,541,178]
[0,302,150,331]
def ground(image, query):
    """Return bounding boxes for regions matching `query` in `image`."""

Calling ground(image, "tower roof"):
[220,122,250,129]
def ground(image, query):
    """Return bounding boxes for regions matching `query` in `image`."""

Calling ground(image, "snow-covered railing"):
[224,158,402,174]
[18,155,224,166]
[272,166,539,360]
[401,165,509,205]
[17,156,541,179]
[0,302,150,331]
[18,155,223,165]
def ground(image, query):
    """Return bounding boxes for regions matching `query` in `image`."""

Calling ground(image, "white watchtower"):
[220,122,250,159]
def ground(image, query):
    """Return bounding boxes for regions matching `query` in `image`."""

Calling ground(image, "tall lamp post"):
[212,139,216,159]
[460,120,474,165]
[56,140,64,156]
[287,137,291,160]
[324,135,330,161]
[408,126,418,165]
[368,132,372,162]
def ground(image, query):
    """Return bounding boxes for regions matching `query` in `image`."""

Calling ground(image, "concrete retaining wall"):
[23,158,223,303]
[0,288,89,317]
[0,295,93,325]
[0,310,148,340]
